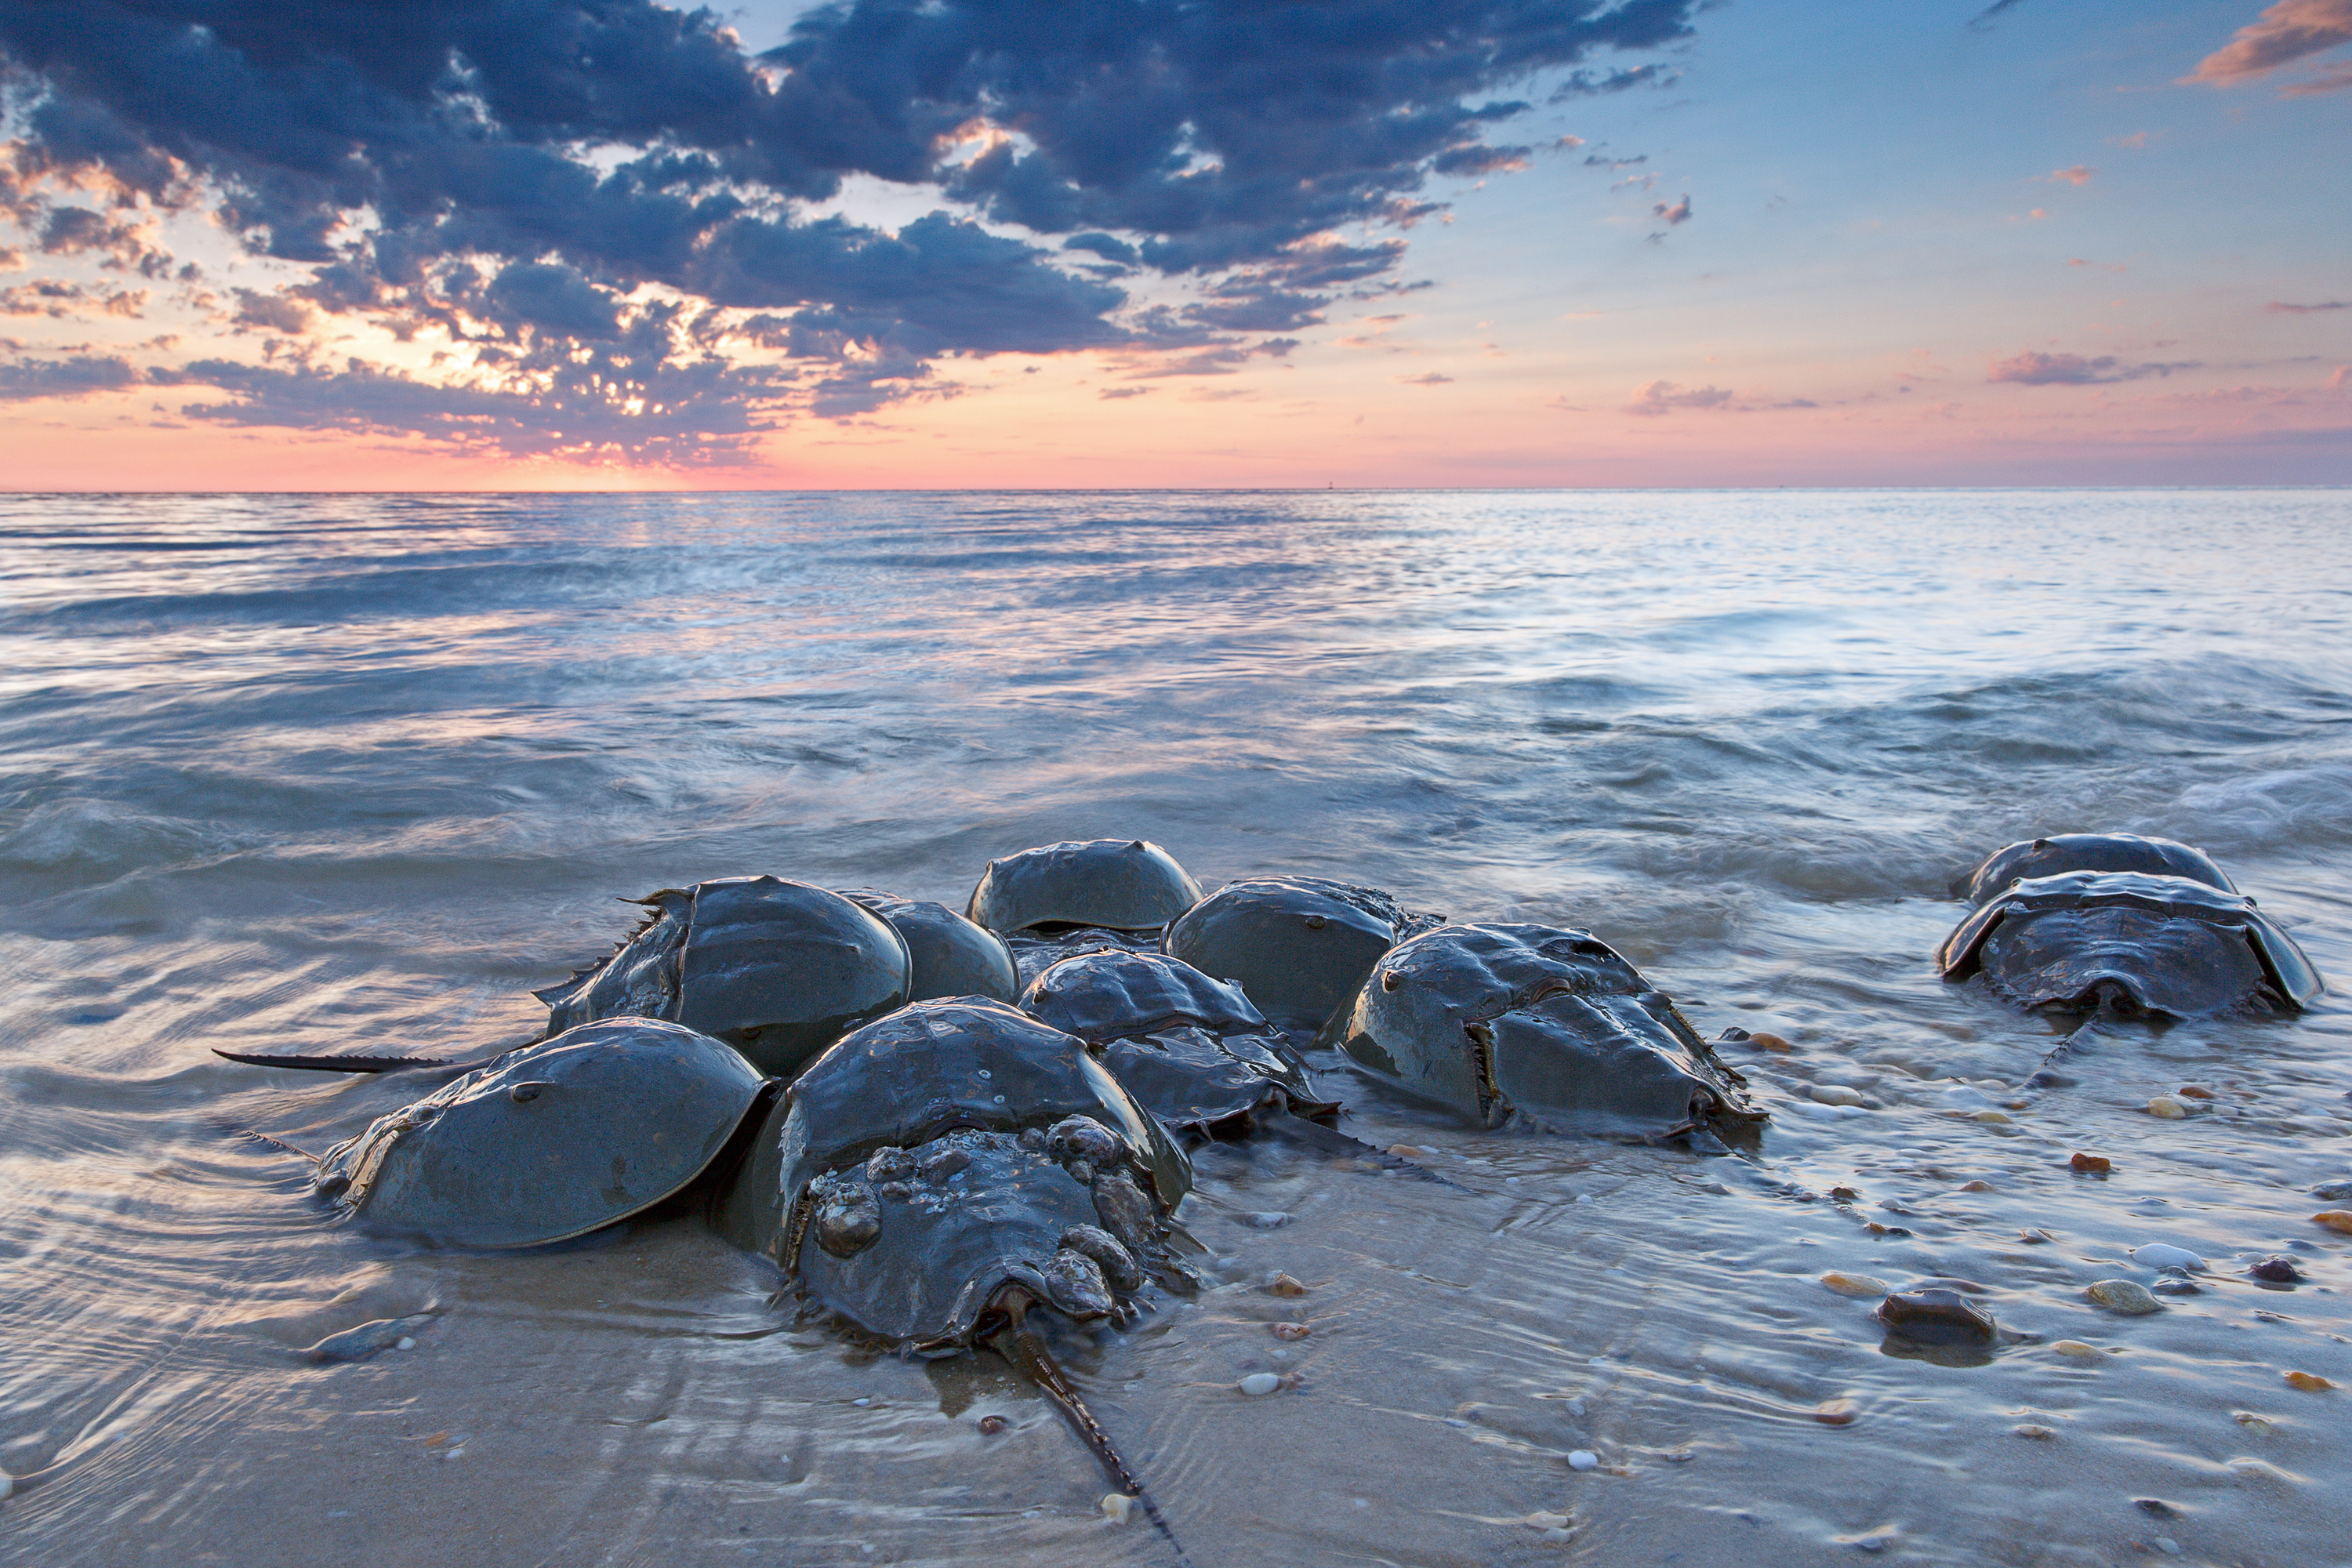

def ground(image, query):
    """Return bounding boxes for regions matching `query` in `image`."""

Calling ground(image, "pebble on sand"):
[2013,1424,2056,1439]
[1101,1493,1137,1525]
[2310,1210,2352,1235]
[1269,1322,1311,1341]
[2086,1280,2164,1315]
[2281,1371,2335,1392]
[2018,1228,2056,1245]
[1568,1450,1600,1470]
[1822,1272,1891,1298]
[2050,1340,2110,1360]
[1267,1273,1308,1298]
[2069,1152,2112,1175]
[1813,1399,1859,1426]
[2130,1243,2204,1271]
[1811,1084,1864,1107]
[2175,1085,2215,1100]
[978,1415,1007,1436]
[1387,1145,1428,1159]
[1239,1373,1283,1396]
[2146,1096,2189,1120]
[1748,1032,1792,1052]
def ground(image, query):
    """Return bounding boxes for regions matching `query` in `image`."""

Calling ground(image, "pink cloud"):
[2184,0,2352,87]
[1626,379,1733,416]
[2048,165,2095,184]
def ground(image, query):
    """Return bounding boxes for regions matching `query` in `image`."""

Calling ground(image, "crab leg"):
[983,1286,1190,1566]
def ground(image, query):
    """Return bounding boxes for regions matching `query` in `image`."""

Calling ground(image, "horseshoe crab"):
[1937,869,2323,1018]
[1958,833,2236,905]
[967,839,1203,985]
[1316,924,1765,1144]
[1021,948,1341,1137]
[535,875,911,1076]
[838,888,1021,1003]
[1162,876,1443,1037]
[713,996,1194,1532]
[309,1018,771,1249]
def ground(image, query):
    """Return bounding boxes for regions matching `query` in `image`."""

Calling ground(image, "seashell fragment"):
[2050,1340,2109,1359]
[2085,1279,2163,1315]
[1101,1492,1137,1524]
[2282,1370,2334,1392]
[1813,1398,1859,1426]
[1822,1272,1890,1298]
[1267,1272,1308,1297]
[1269,1322,1311,1341]
[2014,1423,2056,1439]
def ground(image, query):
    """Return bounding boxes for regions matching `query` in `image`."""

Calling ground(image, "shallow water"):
[2,489,2349,1566]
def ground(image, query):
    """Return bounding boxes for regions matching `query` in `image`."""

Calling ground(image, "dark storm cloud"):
[0,0,1700,453]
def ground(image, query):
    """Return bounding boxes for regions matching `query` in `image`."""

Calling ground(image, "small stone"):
[2151,1278,2200,1297]
[2134,1498,2178,1519]
[1864,1221,1911,1238]
[2232,1411,2274,1433]
[1239,1211,1290,1229]
[1822,1272,1891,1298]
[2312,1181,2352,1201]
[2050,1340,2109,1360]
[443,1447,464,1461]
[2281,1370,2334,1392]
[1239,1373,1283,1396]
[395,1337,416,1352]
[1267,1273,1308,1298]
[2310,1210,2352,1235]
[2069,1152,2111,1174]
[1876,1289,1997,1342]
[1387,1145,1427,1159]
[1812,1084,1864,1107]
[2013,1423,2056,1439]
[1270,1322,1311,1341]
[1101,1492,1136,1525]
[2146,1096,2189,1120]
[1567,1450,1600,1470]
[1748,1031,1792,1052]
[1813,1398,1859,1426]
[2175,1085,2214,1099]
[2086,1279,2164,1315]
[978,1415,1007,1435]
[2249,1256,2303,1283]
[2018,1228,2056,1245]
[1956,1180,1994,1192]
[2131,1243,2204,1271]
[2154,1538,2182,1556]
[1972,1109,2013,1124]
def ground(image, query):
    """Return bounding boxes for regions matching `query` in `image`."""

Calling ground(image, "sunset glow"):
[2,1,2347,489]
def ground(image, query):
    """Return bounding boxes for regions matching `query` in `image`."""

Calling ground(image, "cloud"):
[2330,365,2350,390]
[0,352,139,399]
[1967,0,2032,29]
[1394,372,1454,385]
[1626,379,1731,415]
[1987,350,2200,385]
[230,287,313,335]
[1098,386,1152,399]
[0,0,1707,457]
[2184,0,2352,87]
[2047,165,2094,184]
[2269,299,2350,312]
[1652,194,1692,225]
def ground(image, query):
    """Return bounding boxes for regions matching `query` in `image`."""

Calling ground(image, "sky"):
[0,0,2345,489]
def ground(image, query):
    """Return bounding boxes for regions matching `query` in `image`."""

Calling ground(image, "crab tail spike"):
[210,1047,460,1074]
[986,1290,1190,1566]
[205,1116,321,1164]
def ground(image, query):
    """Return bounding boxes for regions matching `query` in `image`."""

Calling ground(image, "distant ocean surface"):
[3,490,2349,1566]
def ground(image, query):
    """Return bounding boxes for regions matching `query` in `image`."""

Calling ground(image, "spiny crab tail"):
[211,1047,461,1073]
[985,1287,1190,1566]
[204,1116,321,1163]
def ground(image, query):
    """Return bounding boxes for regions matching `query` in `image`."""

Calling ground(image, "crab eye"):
[811,1175,882,1258]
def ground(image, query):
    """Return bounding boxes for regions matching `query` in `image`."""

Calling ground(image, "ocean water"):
[2,488,2348,1566]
